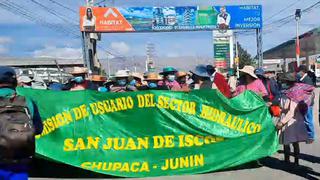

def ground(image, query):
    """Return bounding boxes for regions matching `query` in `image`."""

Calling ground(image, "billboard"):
[213,30,234,70]
[80,5,262,32]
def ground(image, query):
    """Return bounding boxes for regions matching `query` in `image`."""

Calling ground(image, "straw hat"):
[18,76,32,83]
[145,72,162,81]
[131,72,144,80]
[115,70,130,78]
[239,66,258,79]
[90,75,106,82]
[176,71,187,78]
[70,67,88,75]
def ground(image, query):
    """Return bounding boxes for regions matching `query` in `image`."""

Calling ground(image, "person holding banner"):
[110,70,137,92]
[234,66,268,98]
[158,67,181,91]
[190,65,213,90]
[0,66,43,180]
[276,73,313,165]
[69,67,89,91]
[137,72,168,90]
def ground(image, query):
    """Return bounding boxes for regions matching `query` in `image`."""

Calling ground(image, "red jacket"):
[213,73,231,98]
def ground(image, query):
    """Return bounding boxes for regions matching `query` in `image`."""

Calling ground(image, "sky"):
[0,0,319,59]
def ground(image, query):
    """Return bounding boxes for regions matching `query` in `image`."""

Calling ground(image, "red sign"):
[80,7,134,32]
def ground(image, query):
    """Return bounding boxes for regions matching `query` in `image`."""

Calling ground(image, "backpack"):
[0,95,35,162]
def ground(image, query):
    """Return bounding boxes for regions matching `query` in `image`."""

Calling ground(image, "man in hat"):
[110,70,137,92]
[158,67,181,91]
[138,73,168,90]
[0,66,43,180]
[234,65,268,97]
[207,65,231,98]
[69,67,89,91]
[88,75,108,92]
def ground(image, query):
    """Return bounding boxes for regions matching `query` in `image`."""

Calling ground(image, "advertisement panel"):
[79,5,262,32]
[213,30,233,70]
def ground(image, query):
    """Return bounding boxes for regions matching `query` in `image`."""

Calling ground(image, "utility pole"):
[256,28,263,68]
[295,9,301,67]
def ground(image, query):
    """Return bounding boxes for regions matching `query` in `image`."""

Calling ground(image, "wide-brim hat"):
[18,76,32,83]
[159,67,177,75]
[131,72,144,80]
[70,67,88,75]
[240,66,258,79]
[115,70,130,78]
[91,75,106,82]
[190,65,210,78]
[145,73,162,81]
[176,71,187,78]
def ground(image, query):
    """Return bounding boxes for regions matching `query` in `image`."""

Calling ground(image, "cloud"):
[33,45,82,59]
[110,42,130,55]
[0,36,13,54]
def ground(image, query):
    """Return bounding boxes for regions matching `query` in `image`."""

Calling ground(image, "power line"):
[264,0,303,23]
[0,0,80,38]
[46,0,77,14]
[29,0,77,25]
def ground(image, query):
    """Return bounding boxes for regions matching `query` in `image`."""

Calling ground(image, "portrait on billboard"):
[82,7,96,32]
[217,6,231,29]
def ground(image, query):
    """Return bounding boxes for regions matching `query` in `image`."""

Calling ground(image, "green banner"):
[17,88,279,177]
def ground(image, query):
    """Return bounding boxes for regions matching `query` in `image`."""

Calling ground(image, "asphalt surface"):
[31,88,320,180]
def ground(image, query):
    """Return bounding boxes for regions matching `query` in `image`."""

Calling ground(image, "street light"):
[295,9,301,67]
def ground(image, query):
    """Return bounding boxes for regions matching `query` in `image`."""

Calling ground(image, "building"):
[1,57,84,82]
[264,27,320,72]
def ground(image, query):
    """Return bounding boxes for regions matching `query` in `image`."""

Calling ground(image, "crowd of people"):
[0,63,318,179]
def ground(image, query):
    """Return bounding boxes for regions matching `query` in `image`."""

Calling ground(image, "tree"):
[237,42,254,69]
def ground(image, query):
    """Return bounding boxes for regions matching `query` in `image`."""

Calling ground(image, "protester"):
[87,75,107,92]
[130,72,145,87]
[297,65,313,86]
[0,66,43,180]
[17,76,32,88]
[190,65,213,90]
[158,67,181,91]
[138,72,168,90]
[207,65,231,98]
[31,76,47,90]
[234,66,268,98]
[227,69,237,94]
[176,71,190,92]
[255,68,280,103]
[110,70,137,92]
[48,79,63,91]
[295,65,316,142]
[69,67,89,91]
[276,73,312,165]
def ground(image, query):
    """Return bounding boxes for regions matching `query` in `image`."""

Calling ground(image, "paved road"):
[31,89,320,180]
